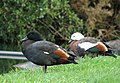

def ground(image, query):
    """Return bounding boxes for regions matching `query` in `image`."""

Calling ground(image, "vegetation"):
[0,59,25,74]
[0,56,120,82]
[0,44,25,74]
[70,0,120,40]
[0,0,83,45]
[1,0,119,46]
[0,0,120,82]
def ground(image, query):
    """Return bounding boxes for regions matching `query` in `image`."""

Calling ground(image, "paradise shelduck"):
[21,30,77,73]
[69,32,117,58]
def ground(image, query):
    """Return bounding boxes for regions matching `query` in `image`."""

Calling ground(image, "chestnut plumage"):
[21,31,77,73]
[69,32,117,58]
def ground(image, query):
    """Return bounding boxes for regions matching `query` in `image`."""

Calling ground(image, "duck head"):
[21,30,43,42]
[69,32,84,43]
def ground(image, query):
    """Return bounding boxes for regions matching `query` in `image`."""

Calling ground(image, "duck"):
[21,30,77,73]
[69,32,117,58]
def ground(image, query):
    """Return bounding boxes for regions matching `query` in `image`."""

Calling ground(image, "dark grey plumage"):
[21,31,77,72]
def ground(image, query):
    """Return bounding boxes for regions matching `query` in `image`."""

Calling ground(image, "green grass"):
[0,56,120,83]
[0,59,25,74]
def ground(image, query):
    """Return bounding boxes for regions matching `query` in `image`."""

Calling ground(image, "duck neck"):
[69,40,79,55]
[69,40,78,47]
[21,40,35,52]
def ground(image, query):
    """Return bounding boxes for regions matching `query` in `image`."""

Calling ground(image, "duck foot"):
[42,65,47,73]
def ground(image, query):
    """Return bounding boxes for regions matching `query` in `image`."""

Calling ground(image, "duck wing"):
[24,41,76,65]
[77,37,99,51]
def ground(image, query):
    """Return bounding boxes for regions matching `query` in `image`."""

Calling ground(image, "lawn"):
[0,56,120,83]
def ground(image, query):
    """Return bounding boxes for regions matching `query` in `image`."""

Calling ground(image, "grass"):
[0,59,25,74]
[0,55,120,83]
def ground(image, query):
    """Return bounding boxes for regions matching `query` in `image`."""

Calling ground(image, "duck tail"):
[105,50,117,58]
[67,59,78,64]
[67,51,76,57]
[102,41,117,58]
[68,52,78,64]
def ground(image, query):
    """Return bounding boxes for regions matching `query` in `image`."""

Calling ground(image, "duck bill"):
[21,36,28,42]
[68,39,73,43]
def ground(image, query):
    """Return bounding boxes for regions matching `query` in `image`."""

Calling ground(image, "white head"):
[70,32,84,40]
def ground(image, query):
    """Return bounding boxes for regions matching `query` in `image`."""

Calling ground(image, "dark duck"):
[21,31,77,73]
[69,32,117,58]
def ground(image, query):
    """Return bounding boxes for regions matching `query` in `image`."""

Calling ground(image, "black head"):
[22,31,43,42]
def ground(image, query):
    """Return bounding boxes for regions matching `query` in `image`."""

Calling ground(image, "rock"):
[106,39,120,55]
[13,62,40,69]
